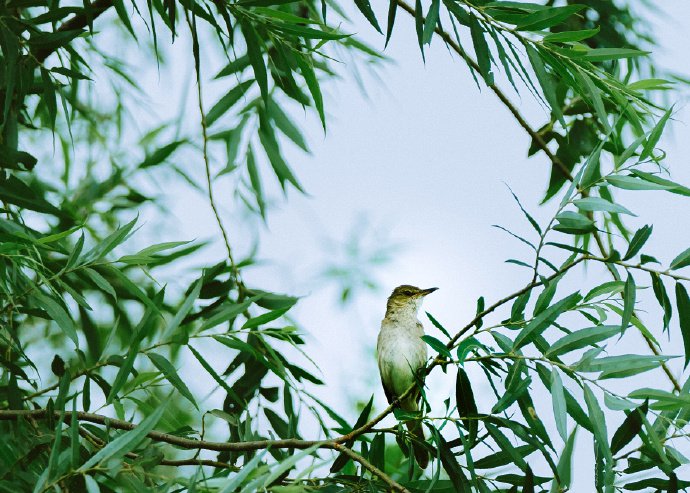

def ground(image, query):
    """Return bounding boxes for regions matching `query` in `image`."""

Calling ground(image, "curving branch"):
[0,409,410,493]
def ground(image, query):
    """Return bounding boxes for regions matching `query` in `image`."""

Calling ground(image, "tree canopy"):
[1,0,690,491]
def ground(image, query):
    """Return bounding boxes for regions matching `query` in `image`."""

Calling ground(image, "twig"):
[185,11,243,290]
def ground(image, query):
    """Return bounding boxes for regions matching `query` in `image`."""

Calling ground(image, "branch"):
[395,0,681,392]
[34,0,114,63]
[394,0,573,182]
[0,409,411,493]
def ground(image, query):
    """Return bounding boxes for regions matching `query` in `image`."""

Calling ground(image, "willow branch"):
[395,0,681,392]
[394,0,573,182]
[0,410,410,493]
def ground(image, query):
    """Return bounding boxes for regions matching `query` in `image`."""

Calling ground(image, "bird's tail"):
[405,420,429,469]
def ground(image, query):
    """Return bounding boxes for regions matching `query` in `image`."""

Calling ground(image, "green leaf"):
[623,225,652,260]
[485,423,527,470]
[457,336,482,365]
[242,307,290,329]
[295,56,325,129]
[79,401,167,470]
[675,283,690,368]
[573,197,636,216]
[492,376,531,414]
[514,5,584,31]
[514,292,582,349]
[426,311,452,339]
[268,101,309,152]
[246,145,266,217]
[584,281,624,302]
[547,325,621,357]
[550,428,576,492]
[670,247,690,270]
[476,444,536,469]
[551,369,567,441]
[140,140,185,168]
[606,175,675,191]
[241,22,268,103]
[218,450,268,493]
[468,13,493,84]
[200,299,255,332]
[553,211,595,234]
[215,55,251,78]
[165,280,201,337]
[33,292,79,348]
[82,217,138,262]
[650,273,672,331]
[354,0,382,33]
[147,352,197,409]
[543,27,599,43]
[422,0,440,44]
[437,431,470,492]
[610,402,646,455]
[456,368,478,445]
[258,129,304,192]
[583,48,649,62]
[421,334,451,358]
[640,106,673,160]
[385,0,397,46]
[621,272,636,332]
[525,43,563,126]
[583,385,611,461]
[206,80,254,126]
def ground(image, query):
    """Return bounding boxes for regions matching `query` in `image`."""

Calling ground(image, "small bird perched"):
[377,284,438,469]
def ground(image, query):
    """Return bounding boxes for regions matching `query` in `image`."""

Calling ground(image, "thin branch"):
[186,11,243,290]
[0,410,410,493]
[394,0,573,182]
[395,0,681,392]
[585,256,690,283]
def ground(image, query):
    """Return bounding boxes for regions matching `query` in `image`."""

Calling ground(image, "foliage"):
[1,0,689,491]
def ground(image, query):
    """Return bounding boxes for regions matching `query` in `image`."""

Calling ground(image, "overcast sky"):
[128,1,690,487]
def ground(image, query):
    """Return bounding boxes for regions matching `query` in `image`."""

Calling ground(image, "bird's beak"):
[419,287,438,296]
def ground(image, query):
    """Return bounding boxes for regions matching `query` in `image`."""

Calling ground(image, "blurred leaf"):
[140,140,185,168]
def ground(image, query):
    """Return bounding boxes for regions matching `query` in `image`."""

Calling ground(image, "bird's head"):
[386,284,438,314]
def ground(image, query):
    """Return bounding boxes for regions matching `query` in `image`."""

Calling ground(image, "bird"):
[376,284,438,469]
